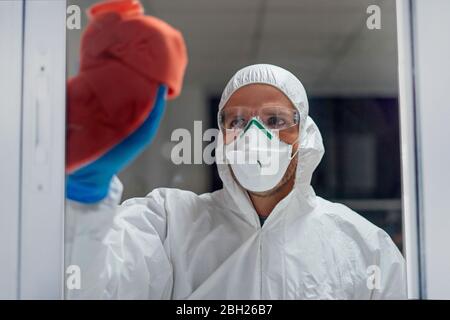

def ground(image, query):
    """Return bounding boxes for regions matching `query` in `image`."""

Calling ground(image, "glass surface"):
[65,0,404,299]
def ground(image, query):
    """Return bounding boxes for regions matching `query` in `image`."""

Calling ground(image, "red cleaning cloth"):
[66,0,188,173]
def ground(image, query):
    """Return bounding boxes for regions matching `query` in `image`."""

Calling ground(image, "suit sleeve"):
[65,176,173,299]
[368,229,408,300]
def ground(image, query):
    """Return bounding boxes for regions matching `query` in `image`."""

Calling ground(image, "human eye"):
[266,115,287,129]
[229,117,246,129]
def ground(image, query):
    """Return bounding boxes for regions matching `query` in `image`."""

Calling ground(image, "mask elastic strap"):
[289,138,301,160]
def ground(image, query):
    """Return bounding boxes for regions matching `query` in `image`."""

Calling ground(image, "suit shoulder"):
[314,196,388,244]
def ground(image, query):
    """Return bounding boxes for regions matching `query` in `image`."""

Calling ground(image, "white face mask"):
[224,118,299,193]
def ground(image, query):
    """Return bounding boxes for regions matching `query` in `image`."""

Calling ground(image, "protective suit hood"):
[216,64,325,224]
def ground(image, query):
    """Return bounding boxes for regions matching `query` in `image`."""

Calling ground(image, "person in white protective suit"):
[65,64,407,299]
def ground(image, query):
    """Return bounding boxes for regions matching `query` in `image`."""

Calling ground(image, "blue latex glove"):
[66,85,167,203]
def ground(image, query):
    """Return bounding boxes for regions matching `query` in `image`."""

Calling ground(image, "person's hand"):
[66,85,167,203]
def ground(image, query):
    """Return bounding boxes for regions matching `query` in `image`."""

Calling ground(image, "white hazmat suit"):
[65,64,407,299]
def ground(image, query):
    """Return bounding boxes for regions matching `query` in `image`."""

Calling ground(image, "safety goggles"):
[219,106,300,132]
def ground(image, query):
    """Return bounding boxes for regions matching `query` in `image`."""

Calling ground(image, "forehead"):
[223,84,295,110]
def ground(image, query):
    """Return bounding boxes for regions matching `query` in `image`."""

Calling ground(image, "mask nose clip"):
[241,117,273,140]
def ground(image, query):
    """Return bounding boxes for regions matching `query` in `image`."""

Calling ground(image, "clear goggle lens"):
[219,106,299,132]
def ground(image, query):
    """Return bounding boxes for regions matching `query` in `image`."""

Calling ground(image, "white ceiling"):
[69,0,398,96]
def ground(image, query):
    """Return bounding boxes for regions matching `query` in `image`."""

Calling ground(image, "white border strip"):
[396,0,422,299]
[19,0,66,299]
[0,0,24,299]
